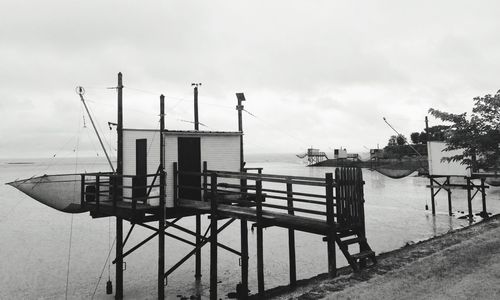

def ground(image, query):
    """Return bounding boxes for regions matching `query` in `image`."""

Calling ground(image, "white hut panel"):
[122,129,161,205]
[123,130,241,208]
[427,141,471,177]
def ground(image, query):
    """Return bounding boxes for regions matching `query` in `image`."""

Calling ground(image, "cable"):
[91,238,116,299]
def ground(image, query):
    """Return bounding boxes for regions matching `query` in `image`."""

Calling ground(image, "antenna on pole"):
[192,83,202,131]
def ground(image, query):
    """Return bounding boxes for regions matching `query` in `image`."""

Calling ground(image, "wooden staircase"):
[334,167,377,271]
[335,227,376,271]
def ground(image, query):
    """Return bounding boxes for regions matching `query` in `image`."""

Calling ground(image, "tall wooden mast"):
[116,72,124,300]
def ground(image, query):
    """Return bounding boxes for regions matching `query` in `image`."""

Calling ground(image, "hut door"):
[178,137,201,201]
[133,138,148,201]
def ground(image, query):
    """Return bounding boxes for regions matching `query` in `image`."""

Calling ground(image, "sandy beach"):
[268,214,500,300]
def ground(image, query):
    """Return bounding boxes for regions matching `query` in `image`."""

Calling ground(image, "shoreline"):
[260,214,500,299]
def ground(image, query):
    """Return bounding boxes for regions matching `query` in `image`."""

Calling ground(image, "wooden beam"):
[210,174,218,300]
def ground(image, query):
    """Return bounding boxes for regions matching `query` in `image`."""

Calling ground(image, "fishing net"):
[369,159,429,179]
[7,174,86,213]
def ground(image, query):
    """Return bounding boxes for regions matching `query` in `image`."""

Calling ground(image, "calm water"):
[1,156,499,299]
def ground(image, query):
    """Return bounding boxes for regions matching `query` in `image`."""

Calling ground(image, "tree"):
[396,134,407,146]
[410,132,420,144]
[387,135,398,146]
[429,89,500,170]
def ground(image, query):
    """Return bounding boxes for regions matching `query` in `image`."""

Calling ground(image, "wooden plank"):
[178,199,330,234]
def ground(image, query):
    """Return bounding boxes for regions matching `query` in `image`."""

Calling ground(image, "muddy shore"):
[262,214,500,299]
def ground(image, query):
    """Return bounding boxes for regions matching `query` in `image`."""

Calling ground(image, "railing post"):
[96,175,100,212]
[466,177,473,221]
[286,179,296,286]
[481,177,487,218]
[430,176,436,215]
[80,174,85,207]
[210,173,218,300]
[256,179,265,297]
[447,176,452,216]
[326,172,336,277]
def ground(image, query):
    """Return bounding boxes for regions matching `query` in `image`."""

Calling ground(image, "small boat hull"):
[7,174,88,213]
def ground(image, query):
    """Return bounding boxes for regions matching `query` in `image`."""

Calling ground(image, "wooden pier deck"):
[82,166,376,299]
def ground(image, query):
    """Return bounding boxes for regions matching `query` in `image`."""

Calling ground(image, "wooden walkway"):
[179,199,332,234]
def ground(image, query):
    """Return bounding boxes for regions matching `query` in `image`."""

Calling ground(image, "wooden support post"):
[240,218,249,299]
[466,178,473,220]
[209,173,218,300]
[481,178,487,218]
[158,94,166,299]
[116,218,123,300]
[256,179,265,297]
[286,180,296,286]
[195,214,202,279]
[429,177,436,215]
[326,173,336,277]
[447,176,452,216]
[115,72,124,300]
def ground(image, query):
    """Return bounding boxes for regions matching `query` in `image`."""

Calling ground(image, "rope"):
[108,218,111,281]
[91,238,116,299]
[64,215,74,299]
[64,122,81,299]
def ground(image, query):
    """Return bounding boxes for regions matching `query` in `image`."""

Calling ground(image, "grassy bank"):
[261,215,500,299]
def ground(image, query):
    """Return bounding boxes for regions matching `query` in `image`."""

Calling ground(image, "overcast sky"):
[1,0,500,159]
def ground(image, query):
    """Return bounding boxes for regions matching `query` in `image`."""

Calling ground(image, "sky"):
[1,0,500,159]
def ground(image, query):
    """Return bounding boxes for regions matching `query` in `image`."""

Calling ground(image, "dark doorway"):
[178,137,201,201]
[133,138,147,201]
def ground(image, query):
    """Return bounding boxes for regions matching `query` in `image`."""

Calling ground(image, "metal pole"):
[115,72,124,300]
[158,95,166,299]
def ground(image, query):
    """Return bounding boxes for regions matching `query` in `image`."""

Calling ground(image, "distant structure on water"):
[296,147,328,165]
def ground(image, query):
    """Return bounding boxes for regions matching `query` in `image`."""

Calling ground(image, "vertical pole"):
[116,72,124,300]
[117,72,123,176]
[210,174,218,300]
[286,180,296,286]
[481,177,487,218]
[256,179,265,297]
[236,93,248,298]
[447,176,452,216]
[430,177,436,215]
[326,173,336,277]
[158,95,166,299]
[193,84,199,131]
[467,178,473,220]
[193,84,202,279]
[195,215,201,279]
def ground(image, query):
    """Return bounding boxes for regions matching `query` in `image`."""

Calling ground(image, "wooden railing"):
[81,172,161,211]
[174,164,365,226]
